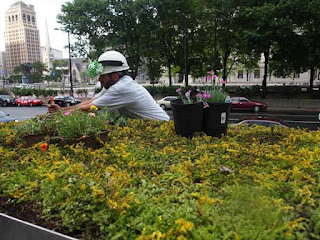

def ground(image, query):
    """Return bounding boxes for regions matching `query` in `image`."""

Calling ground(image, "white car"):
[156,96,178,110]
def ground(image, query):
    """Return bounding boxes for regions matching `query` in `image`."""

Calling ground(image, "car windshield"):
[28,97,37,100]
[0,95,10,99]
[0,111,6,118]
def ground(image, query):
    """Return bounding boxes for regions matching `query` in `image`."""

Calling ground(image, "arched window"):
[27,15,30,22]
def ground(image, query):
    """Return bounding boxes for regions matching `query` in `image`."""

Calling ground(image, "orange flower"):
[82,135,86,139]
[40,142,48,151]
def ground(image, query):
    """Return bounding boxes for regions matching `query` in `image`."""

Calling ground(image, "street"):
[1,106,48,122]
[1,106,319,130]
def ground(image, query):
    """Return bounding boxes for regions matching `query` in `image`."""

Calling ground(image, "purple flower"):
[64,111,70,116]
[213,74,218,79]
[196,93,201,98]
[176,88,182,93]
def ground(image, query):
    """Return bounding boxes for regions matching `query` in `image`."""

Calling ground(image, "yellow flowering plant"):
[0,120,320,239]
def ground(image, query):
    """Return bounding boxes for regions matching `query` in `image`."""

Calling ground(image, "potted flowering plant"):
[170,87,204,137]
[171,85,231,138]
[202,86,231,138]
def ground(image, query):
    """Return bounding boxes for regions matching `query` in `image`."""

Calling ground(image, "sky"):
[0,0,72,58]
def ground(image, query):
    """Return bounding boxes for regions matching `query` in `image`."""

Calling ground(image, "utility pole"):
[183,16,188,87]
[67,31,74,96]
[55,28,73,96]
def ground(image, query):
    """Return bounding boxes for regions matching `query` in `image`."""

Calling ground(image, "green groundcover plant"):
[0,120,320,239]
[13,108,127,140]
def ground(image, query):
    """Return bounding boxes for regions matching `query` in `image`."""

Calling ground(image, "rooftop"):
[11,1,27,7]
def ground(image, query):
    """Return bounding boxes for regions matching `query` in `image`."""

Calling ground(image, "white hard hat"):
[98,50,130,75]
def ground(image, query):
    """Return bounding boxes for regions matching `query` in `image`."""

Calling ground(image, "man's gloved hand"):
[48,104,60,114]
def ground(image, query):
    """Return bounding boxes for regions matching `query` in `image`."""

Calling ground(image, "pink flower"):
[88,112,96,117]
[213,74,218,79]
[64,111,70,116]
[176,88,182,93]
[203,93,211,99]
[203,104,209,109]
[221,79,226,84]
[185,91,190,97]
[196,93,201,97]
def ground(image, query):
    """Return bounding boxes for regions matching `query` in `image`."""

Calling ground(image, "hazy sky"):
[0,0,72,58]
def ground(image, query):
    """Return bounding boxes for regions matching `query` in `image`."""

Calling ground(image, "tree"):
[31,61,47,83]
[58,0,114,59]
[236,1,293,97]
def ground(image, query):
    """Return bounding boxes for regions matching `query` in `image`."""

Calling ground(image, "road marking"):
[231,113,318,118]
[229,118,320,124]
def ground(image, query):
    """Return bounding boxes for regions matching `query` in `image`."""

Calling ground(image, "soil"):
[0,197,71,236]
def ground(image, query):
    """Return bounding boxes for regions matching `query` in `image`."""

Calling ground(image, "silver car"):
[156,96,178,110]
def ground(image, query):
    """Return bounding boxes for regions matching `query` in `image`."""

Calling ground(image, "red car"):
[230,97,267,112]
[15,96,43,107]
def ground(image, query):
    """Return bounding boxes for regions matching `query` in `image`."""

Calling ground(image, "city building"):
[56,58,89,85]
[42,18,53,73]
[41,47,63,62]
[4,1,41,76]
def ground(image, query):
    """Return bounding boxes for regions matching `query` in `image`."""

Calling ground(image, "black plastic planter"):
[203,103,231,138]
[171,99,203,137]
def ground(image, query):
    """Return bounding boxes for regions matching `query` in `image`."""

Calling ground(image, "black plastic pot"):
[171,99,203,137]
[203,103,231,138]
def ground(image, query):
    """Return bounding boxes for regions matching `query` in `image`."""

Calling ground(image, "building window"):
[16,15,18,21]
[238,70,244,79]
[293,73,300,79]
[254,69,260,78]
[23,14,26,22]
[27,15,30,22]
[32,16,35,23]
[9,16,11,22]
[12,15,14,21]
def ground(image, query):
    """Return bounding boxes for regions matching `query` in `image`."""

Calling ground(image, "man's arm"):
[48,98,98,114]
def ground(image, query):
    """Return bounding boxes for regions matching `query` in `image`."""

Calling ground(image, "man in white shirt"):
[48,50,170,121]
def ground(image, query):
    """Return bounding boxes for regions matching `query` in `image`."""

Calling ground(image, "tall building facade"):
[4,1,41,76]
[0,52,7,78]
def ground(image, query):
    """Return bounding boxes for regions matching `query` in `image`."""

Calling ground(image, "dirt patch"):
[0,197,69,235]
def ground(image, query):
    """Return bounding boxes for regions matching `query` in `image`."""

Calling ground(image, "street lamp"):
[54,28,73,96]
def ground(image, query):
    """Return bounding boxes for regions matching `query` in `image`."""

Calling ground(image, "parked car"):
[0,111,16,123]
[230,97,267,112]
[47,96,81,107]
[232,116,289,128]
[0,95,15,107]
[156,96,178,110]
[15,84,35,89]
[15,96,43,107]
